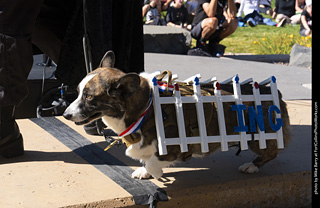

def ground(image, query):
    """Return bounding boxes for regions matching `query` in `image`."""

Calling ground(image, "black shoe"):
[187,48,213,57]
[208,42,226,57]
[0,106,24,158]
[188,40,213,57]
[196,40,211,54]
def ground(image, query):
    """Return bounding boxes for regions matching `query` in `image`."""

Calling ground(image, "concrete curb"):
[64,171,311,208]
[224,54,290,64]
[157,171,311,208]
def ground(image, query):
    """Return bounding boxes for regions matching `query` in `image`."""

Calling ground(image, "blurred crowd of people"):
[142,0,311,34]
[142,0,312,56]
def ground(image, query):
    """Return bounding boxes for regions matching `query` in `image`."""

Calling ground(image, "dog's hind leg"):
[239,139,278,174]
[239,98,290,174]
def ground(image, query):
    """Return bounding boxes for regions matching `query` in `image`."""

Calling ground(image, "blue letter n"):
[248,105,265,133]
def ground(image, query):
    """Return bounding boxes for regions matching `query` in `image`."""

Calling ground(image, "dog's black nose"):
[63,112,72,120]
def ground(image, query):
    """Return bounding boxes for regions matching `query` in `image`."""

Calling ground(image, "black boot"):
[0,106,24,158]
[208,41,226,57]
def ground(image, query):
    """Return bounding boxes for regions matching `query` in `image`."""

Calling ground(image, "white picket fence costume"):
[151,73,284,156]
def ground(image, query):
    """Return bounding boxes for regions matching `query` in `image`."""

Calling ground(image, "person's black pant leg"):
[0,0,43,106]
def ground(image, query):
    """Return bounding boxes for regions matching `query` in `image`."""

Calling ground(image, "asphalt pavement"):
[30,53,312,101]
[144,53,311,100]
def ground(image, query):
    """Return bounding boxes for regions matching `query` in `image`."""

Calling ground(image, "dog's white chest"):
[102,115,126,134]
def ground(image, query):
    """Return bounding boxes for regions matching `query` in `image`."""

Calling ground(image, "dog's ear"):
[109,73,140,98]
[99,50,115,68]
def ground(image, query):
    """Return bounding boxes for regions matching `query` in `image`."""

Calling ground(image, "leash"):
[104,137,123,151]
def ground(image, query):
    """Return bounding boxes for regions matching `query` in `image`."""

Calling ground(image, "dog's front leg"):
[131,166,151,179]
[144,155,165,179]
[132,155,173,180]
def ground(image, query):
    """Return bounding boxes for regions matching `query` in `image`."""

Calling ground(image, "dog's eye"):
[86,95,94,101]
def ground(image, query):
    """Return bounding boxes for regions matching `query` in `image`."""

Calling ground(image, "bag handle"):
[155,70,173,95]
[155,70,173,85]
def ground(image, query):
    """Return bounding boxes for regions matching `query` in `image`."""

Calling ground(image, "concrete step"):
[0,100,312,207]
[143,25,191,54]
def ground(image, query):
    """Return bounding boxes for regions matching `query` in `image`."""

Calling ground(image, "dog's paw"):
[238,162,259,174]
[132,167,151,179]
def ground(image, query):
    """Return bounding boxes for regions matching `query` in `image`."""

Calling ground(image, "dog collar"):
[118,92,153,138]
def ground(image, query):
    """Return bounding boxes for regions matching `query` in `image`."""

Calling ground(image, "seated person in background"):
[272,0,303,26]
[166,0,189,28]
[190,0,238,57]
[297,0,306,10]
[161,0,174,11]
[259,0,273,16]
[300,0,311,36]
[143,0,167,25]
[237,0,276,27]
[143,0,174,14]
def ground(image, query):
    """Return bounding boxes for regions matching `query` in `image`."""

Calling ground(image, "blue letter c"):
[268,105,283,131]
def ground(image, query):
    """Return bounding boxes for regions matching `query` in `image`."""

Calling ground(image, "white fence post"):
[174,83,188,152]
[269,76,284,149]
[152,77,168,155]
[232,75,249,150]
[193,77,209,153]
[252,81,267,149]
[213,81,228,151]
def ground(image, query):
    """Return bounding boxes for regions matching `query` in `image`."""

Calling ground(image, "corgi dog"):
[63,51,290,179]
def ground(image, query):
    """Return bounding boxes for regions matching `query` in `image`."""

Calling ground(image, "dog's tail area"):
[279,90,291,147]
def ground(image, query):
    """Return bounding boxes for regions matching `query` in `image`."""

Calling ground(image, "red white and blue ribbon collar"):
[119,92,153,137]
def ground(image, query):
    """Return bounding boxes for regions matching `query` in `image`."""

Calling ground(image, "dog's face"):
[63,51,140,125]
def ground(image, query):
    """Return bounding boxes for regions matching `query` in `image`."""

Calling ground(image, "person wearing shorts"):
[190,0,238,56]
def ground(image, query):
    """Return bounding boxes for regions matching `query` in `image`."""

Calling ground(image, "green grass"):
[218,0,310,54]
[221,24,306,54]
[191,23,312,55]
[161,1,311,55]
